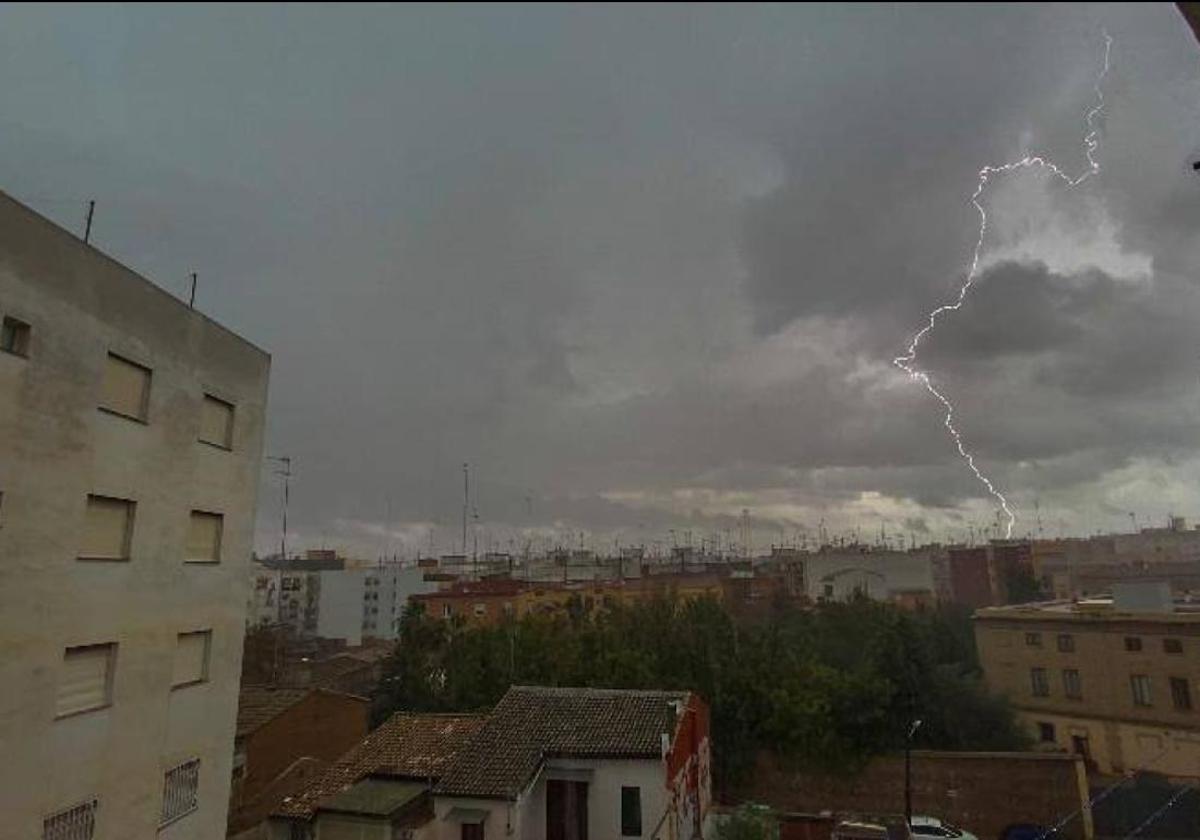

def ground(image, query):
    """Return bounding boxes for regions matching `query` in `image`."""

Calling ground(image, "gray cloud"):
[2,4,1198,552]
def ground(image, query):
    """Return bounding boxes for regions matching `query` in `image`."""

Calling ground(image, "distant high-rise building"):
[0,192,270,838]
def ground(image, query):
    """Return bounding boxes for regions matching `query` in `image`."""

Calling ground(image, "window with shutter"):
[198,394,234,449]
[186,511,223,562]
[81,495,134,560]
[99,353,151,421]
[56,644,115,718]
[173,631,211,688]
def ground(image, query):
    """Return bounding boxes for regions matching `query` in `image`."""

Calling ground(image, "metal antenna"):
[188,273,198,309]
[267,456,293,560]
[461,463,469,555]
[84,200,95,244]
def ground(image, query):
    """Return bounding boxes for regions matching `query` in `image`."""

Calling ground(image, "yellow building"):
[975,585,1200,780]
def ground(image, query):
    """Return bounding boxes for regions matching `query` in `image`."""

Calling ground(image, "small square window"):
[186,511,223,563]
[1057,634,1074,653]
[1025,632,1042,647]
[1037,722,1056,743]
[1125,637,1143,652]
[56,644,116,718]
[99,353,151,422]
[1164,638,1183,654]
[198,394,234,449]
[473,603,486,617]
[80,495,135,561]
[172,631,211,688]
[1,315,31,357]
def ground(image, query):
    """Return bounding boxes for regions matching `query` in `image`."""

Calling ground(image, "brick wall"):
[746,750,1092,840]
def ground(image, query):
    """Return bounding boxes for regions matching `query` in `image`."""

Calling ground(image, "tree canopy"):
[373,593,1028,793]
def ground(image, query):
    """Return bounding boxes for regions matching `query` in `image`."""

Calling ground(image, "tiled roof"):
[237,687,312,737]
[274,713,485,820]
[434,686,688,800]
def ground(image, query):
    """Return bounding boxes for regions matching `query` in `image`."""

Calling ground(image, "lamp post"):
[906,718,923,828]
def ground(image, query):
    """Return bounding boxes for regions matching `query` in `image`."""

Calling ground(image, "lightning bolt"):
[893,31,1112,540]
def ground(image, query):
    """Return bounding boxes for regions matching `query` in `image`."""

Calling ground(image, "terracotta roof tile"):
[434,686,688,800]
[274,713,485,820]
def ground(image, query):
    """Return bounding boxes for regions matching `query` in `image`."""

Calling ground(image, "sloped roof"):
[237,687,312,737]
[274,713,485,820]
[238,686,367,738]
[434,686,687,800]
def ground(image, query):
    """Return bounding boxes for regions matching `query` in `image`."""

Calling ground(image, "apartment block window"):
[442,604,452,619]
[42,799,97,840]
[473,603,486,617]
[172,631,211,688]
[198,394,234,449]
[1170,677,1192,711]
[1164,638,1183,654]
[1025,632,1042,647]
[1,315,31,357]
[1057,634,1075,653]
[621,785,643,836]
[99,353,151,422]
[186,511,223,562]
[1031,667,1050,698]
[80,495,134,561]
[1063,669,1083,700]
[1131,674,1153,707]
[160,759,200,827]
[1037,722,1056,743]
[56,644,115,718]
[1125,636,1143,652]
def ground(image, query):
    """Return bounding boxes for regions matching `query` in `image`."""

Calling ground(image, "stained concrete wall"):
[0,191,270,839]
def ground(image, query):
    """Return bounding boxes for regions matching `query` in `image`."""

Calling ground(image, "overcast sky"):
[3,4,1200,556]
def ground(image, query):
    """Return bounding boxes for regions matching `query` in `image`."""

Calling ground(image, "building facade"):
[249,563,436,643]
[975,585,1200,779]
[0,191,271,838]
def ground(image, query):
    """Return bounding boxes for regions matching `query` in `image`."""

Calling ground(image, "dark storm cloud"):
[2,3,1198,550]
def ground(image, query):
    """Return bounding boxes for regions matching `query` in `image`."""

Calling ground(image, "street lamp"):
[905,718,923,828]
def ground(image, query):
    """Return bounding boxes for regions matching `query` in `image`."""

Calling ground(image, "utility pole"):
[267,456,293,560]
[905,718,923,827]
[461,462,469,555]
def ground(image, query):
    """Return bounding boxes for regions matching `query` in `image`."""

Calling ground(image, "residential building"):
[269,713,486,839]
[229,687,370,835]
[803,547,939,605]
[431,685,713,840]
[1032,521,1200,599]
[249,562,436,643]
[0,191,270,837]
[975,583,1200,779]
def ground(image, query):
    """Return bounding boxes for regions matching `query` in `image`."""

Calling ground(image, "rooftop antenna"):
[1129,511,1137,533]
[188,273,198,309]
[1035,498,1044,539]
[83,200,95,244]
[266,456,293,560]
[461,463,469,555]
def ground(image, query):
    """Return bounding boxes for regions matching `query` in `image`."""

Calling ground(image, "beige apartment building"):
[975,584,1200,780]
[0,192,270,839]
